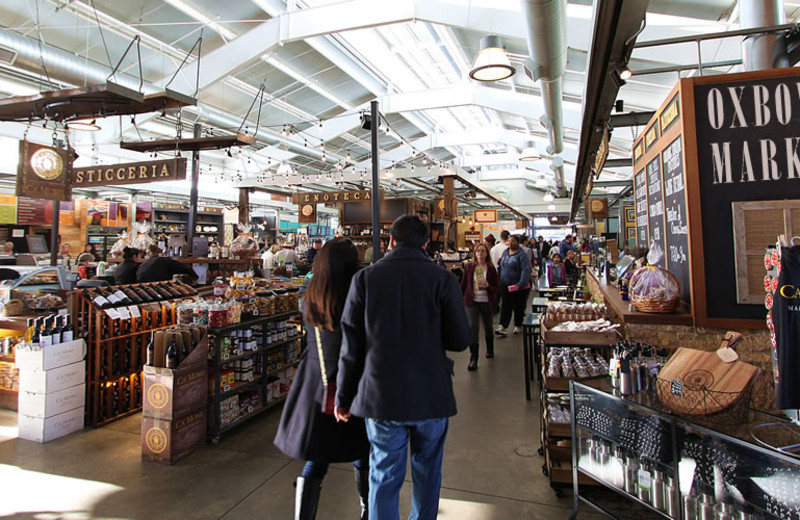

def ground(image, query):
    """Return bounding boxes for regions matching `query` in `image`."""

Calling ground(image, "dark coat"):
[274,321,369,462]
[136,256,197,283]
[460,262,499,313]
[114,260,139,285]
[337,245,471,421]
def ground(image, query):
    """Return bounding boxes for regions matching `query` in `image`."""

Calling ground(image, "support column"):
[186,123,201,256]
[370,100,381,262]
[238,187,250,225]
[50,200,59,266]
[443,176,457,252]
[740,0,788,70]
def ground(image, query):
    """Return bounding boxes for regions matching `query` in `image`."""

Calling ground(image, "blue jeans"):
[365,417,449,520]
[301,458,368,479]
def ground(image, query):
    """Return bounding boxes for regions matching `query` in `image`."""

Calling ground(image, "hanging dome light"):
[469,35,516,82]
[519,143,541,161]
[543,192,554,202]
[535,176,548,188]
[547,203,556,211]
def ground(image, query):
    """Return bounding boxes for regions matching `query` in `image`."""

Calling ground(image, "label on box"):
[142,406,206,465]
[15,339,86,371]
[18,383,86,418]
[670,380,684,396]
[19,361,86,394]
[18,406,84,443]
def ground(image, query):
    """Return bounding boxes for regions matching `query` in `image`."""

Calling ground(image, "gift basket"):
[131,221,156,253]
[230,224,259,258]
[109,231,131,259]
[629,244,679,313]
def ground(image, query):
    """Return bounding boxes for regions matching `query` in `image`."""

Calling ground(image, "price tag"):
[116,306,131,320]
[670,380,684,396]
[104,308,121,320]
[128,305,141,318]
[637,468,652,490]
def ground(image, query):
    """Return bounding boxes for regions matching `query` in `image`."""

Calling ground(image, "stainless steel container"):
[683,495,696,520]
[623,456,638,494]
[651,470,665,511]
[698,493,715,520]
[717,501,735,520]
[637,464,652,503]
[664,476,677,518]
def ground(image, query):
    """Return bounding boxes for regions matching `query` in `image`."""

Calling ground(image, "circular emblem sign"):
[301,204,314,216]
[145,427,168,454]
[30,148,64,181]
[147,383,169,409]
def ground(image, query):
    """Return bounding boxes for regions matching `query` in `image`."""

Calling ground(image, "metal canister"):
[651,470,665,511]
[698,492,715,520]
[624,456,638,494]
[683,495,696,520]
[664,476,677,518]
[717,501,735,520]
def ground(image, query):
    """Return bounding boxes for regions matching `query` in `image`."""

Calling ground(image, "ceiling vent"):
[0,46,17,65]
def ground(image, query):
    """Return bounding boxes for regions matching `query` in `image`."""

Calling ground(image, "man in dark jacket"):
[335,215,470,520]
[136,251,198,283]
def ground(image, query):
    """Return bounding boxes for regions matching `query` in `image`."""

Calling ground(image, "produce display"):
[545,347,608,379]
[545,302,607,323]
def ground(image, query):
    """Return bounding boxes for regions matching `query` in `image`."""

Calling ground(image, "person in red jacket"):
[460,243,500,371]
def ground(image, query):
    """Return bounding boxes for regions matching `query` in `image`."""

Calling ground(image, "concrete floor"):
[0,329,615,519]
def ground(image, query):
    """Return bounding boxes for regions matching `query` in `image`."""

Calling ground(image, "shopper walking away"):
[335,215,470,520]
[489,230,509,267]
[136,249,198,283]
[114,247,142,285]
[496,235,532,336]
[274,238,370,520]
[460,243,499,370]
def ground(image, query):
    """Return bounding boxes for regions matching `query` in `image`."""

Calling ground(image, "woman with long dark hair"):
[460,242,499,371]
[274,238,370,520]
[114,247,142,285]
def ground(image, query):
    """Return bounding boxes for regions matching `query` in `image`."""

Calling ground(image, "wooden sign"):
[594,127,609,174]
[659,93,680,133]
[292,189,381,204]
[633,140,644,164]
[72,157,187,188]
[585,198,608,220]
[17,141,73,201]
[473,209,497,223]
[298,203,317,223]
[644,123,659,150]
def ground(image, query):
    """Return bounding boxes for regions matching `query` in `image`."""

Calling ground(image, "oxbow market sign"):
[72,158,187,187]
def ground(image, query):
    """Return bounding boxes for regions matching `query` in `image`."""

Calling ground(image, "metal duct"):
[520,0,567,197]
[0,28,326,161]
[740,0,789,71]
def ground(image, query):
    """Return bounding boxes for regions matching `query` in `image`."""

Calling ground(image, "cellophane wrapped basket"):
[629,244,679,313]
[230,224,259,258]
[109,231,131,259]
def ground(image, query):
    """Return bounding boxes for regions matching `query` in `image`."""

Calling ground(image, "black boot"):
[486,337,494,358]
[295,477,322,520]
[468,344,479,371]
[354,468,369,520]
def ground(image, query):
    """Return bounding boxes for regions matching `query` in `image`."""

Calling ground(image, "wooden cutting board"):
[657,347,760,415]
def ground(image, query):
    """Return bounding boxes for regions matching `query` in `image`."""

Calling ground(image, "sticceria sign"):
[72,158,187,188]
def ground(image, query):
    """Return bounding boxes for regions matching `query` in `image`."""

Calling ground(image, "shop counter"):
[586,268,693,326]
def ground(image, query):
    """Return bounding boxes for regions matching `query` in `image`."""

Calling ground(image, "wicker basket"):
[629,266,679,313]
[2,299,26,317]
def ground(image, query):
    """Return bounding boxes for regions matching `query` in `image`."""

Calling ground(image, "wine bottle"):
[111,287,132,306]
[25,318,34,343]
[51,315,62,345]
[132,286,152,302]
[97,288,121,306]
[161,283,182,298]
[30,318,41,350]
[40,316,53,348]
[122,287,143,304]
[153,284,173,299]
[146,335,155,366]
[143,286,163,301]
[180,339,189,361]
[85,289,111,309]
[166,339,178,369]
[61,315,74,342]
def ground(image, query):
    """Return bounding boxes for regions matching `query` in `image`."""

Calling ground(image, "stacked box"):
[142,329,208,465]
[16,340,87,443]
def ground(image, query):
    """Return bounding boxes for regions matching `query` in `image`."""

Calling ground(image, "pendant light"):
[519,143,541,161]
[469,35,516,82]
[543,192,554,202]
[66,118,101,131]
[547,203,556,211]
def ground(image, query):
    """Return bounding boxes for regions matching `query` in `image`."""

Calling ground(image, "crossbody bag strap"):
[314,326,328,386]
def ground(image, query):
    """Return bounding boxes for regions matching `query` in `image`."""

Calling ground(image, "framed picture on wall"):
[625,208,635,223]
[626,227,636,239]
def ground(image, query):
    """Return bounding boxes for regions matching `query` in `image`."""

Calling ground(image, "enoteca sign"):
[292,189,382,204]
[72,157,187,188]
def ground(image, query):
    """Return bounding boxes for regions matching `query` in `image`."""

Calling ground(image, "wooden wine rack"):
[75,282,196,427]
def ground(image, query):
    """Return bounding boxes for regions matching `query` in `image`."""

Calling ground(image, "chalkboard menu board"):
[634,169,648,245]
[342,198,407,224]
[646,157,666,267]
[661,136,690,303]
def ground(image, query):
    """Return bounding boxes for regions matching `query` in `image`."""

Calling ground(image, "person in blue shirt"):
[496,235,532,335]
[559,234,575,259]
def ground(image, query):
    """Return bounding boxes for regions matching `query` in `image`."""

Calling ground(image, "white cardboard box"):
[18,383,86,419]
[15,339,86,371]
[19,361,86,394]
[17,406,84,443]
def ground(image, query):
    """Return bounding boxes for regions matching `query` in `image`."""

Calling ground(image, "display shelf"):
[0,387,17,396]
[267,359,300,378]
[575,464,674,519]
[216,404,268,435]
[209,335,303,367]
[208,310,298,335]
[569,380,800,520]
[154,220,187,224]
[0,355,14,363]
[264,395,287,410]
[210,376,266,401]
